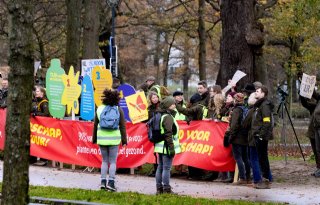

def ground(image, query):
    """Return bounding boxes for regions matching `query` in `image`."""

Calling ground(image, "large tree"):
[217,0,277,87]
[64,0,82,72]
[83,0,100,59]
[1,0,34,204]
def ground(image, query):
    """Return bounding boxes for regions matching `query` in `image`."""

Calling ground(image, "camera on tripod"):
[277,84,288,102]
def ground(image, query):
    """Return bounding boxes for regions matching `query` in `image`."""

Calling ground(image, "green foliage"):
[264,0,320,74]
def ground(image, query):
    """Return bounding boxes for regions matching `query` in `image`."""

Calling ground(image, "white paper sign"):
[81,59,106,79]
[222,70,247,94]
[300,73,316,99]
[34,61,41,76]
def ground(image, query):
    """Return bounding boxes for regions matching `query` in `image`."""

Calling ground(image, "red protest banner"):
[0,109,235,171]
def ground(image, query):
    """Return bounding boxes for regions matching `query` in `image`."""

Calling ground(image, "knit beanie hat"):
[227,91,237,98]
[173,90,183,97]
[234,93,244,104]
[160,96,175,109]
[190,93,202,104]
[146,76,156,82]
[253,81,263,90]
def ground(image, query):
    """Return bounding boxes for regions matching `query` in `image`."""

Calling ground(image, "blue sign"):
[117,83,136,122]
[80,75,95,121]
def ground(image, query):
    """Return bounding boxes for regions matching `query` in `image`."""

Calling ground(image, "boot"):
[100,179,107,190]
[106,180,117,192]
[156,186,163,195]
[163,187,177,194]
[254,181,270,189]
[233,178,247,185]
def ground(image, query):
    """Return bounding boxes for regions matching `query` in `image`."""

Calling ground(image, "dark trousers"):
[231,144,250,180]
[256,139,272,181]
[249,146,262,183]
[315,130,320,169]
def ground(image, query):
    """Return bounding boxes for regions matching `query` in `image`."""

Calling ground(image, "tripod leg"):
[283,104,305,161]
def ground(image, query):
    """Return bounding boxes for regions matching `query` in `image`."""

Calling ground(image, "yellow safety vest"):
[96,105,121,146]
[174,104,186,121]
[154,114,181,154]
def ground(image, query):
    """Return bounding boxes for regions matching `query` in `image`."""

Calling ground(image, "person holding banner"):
[155,96,181,194]
[172,90,186,121]
[30,85,50,166]
[93,89,127,192]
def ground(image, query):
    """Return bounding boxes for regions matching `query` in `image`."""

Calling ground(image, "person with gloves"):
[154,96,181,194]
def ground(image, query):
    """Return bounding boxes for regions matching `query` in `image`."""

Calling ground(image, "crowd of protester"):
[140,76,277,191]
[1,73,320,194]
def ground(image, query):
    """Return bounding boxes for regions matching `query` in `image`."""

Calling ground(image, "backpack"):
[99,105,120,130]
[146,112,165,143]
[239,106,249,124]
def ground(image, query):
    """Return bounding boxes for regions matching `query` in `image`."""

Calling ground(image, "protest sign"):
[300,73,316,99]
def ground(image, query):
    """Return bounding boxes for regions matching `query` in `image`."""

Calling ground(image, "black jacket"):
[251,97,274,141]
[229,104,248,146]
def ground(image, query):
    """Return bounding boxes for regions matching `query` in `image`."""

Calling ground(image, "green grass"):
[28,185,280,205]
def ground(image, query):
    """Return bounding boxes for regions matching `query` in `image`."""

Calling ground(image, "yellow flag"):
[125,92,148,124]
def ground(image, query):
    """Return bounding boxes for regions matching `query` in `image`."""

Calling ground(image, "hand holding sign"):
[300,73,316,99]
[222,70,247,94]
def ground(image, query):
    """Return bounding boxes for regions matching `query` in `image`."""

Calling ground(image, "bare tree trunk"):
[154,30,161,81]
[217,0,256,87]
[83,0,100,59]
[1,1,34,204]
[65,0,82,73]
[198,0,206,81]
[182,37,191,100]
[162,33,169,86]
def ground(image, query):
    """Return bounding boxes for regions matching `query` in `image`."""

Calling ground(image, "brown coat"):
[92,106,127,145]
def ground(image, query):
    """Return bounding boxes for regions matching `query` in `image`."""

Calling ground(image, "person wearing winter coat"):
[147,91,161,177]
[300,90,320,177]
[92,89,127,192]
[251,86,274,187]
[30,85,50,166]
[311,91,320,177]
[31,86,50,117]
[148,91,160,119]
[208,85,225,120]
[0,78,8,109]
[243,93,268,189]
[228,93,250,185]
[172,90,186,121]
[154,96,181,194]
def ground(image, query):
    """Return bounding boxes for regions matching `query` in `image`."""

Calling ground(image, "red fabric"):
[0,109,235,171]
[0,109,6,149]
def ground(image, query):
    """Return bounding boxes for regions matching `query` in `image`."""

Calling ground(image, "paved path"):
[0,162,319,205]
